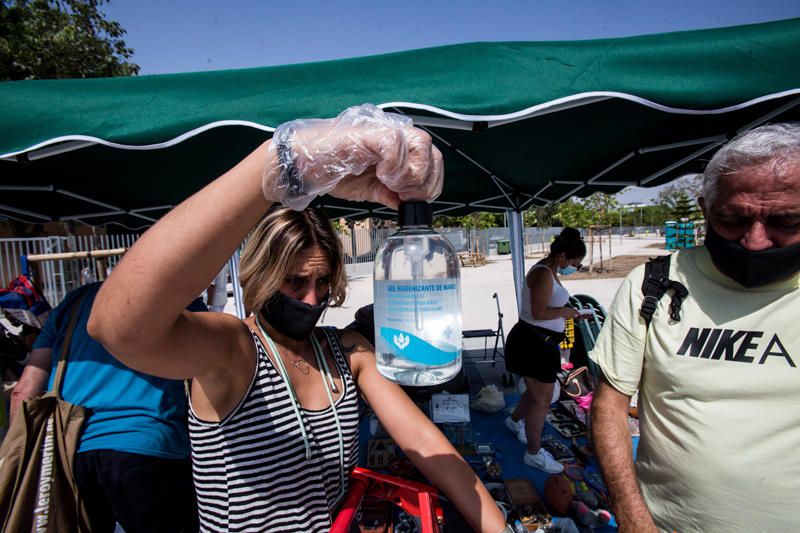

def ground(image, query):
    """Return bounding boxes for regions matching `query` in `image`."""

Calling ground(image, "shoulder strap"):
[321,327,347,367]
[51,290,91,398]
[639,255,689,326]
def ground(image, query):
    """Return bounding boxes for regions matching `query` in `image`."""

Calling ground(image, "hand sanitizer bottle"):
[373,201,462,385]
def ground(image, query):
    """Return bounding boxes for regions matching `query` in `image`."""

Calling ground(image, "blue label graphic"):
[379,327,459,365]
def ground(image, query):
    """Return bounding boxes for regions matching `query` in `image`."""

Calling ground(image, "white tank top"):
[519,263,570,332]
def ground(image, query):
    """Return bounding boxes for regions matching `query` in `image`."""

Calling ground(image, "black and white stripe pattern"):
[189,328,360,532]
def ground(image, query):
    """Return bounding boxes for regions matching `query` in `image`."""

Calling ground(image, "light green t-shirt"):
[590,246,800,533]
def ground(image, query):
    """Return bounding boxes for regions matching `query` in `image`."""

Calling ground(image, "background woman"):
[89,106,508,533]
[503,227,586,474]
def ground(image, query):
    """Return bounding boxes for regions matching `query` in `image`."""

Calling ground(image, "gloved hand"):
[263,104,444,210]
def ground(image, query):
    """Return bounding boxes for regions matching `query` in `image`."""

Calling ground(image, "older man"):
[590,122,800,532]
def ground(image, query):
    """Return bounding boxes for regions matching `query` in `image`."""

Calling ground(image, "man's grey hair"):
[703,122,800,209]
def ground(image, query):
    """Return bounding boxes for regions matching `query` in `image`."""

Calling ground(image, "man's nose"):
[740,221,773,251]
[299,286,320,306]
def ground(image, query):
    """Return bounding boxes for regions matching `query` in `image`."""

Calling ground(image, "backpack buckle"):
[639,294,659,320]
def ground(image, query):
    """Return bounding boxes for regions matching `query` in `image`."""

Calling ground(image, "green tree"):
[553,199,592,228]
[670,191,699,221]
[433,215,458,228]
[644,204,671,226]
[523,209,537,227]
[584,192,619,226]
[457,212,503,229]
[654,174,703,218]
[0,0,139,80]
[432,212,502,229]
[531,204,558,227]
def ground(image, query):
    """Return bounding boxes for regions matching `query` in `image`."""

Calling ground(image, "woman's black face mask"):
[261,291,329,340]
[704,225,800,288]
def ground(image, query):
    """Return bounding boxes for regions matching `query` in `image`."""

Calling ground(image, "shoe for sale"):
[504,416,527,444]
[523,447,564,474]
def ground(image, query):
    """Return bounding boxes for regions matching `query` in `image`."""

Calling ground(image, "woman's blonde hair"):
[239,206,347,314]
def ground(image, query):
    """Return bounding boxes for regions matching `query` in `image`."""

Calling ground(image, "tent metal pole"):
[554,184,587,204]
[61,210,127,221]
[127,212,159,223]
[736,96,800,134]
[14,140,96,162]
[229,247,246,319]
[417,125,519,209]
[0,185,54,192]
[507,209,526,314]
[637,135,727,154]
[434,204,468,215]
[130,205,174,214]
[0,204,51,220]
[57,189,121,210]
[518,195,547,211]
[469,203,520,211]
[639,140,726,186]
[554,180,636,186]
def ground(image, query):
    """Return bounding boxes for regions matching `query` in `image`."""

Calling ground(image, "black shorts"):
[504,321,564,383]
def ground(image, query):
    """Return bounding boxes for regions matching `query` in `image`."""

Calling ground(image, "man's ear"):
[698,196,708,219]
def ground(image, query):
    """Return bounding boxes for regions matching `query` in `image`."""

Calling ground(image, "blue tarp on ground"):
[359,391,640,531]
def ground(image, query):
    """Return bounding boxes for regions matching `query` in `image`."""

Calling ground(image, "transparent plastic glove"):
[263,104,444,210]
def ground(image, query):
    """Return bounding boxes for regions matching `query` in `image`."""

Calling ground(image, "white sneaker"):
[524,448,564,474]
[504,416,527,444]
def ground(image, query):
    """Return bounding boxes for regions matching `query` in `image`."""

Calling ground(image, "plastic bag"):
[264,104,443,210]
[0,275,51,328]
[470,385,505,413]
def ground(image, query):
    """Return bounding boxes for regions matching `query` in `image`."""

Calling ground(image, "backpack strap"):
[639,255,689,326]
[51,289,91,399]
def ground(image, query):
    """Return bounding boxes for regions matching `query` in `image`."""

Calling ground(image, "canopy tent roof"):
[1,18,799,229]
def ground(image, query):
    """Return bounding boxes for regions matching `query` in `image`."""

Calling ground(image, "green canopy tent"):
[1,17,799,313]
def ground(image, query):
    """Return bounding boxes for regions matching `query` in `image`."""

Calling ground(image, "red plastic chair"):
[330,467,444,533]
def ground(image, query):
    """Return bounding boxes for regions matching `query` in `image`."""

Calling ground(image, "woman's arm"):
[88,106,443,381]
[89,141,274,379]
[344,331,506,533]
[529,268,580,321]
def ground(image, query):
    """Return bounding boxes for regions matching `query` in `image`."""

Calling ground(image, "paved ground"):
[318,235,666,331]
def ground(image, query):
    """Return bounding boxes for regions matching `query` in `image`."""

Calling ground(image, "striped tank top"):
[189,328,360,532]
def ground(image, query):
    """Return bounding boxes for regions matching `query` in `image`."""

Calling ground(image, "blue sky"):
[104,0,799,75]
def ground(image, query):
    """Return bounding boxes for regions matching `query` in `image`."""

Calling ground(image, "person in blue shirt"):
[11,282,203,533]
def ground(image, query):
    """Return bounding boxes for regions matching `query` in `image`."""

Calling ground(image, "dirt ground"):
[569,253,666,280]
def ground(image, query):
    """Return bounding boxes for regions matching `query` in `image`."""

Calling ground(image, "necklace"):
[254,315,346,501]
[289,356,310,375]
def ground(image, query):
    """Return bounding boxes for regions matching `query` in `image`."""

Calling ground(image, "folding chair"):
[462,292,505,366]
[568,295,606,384]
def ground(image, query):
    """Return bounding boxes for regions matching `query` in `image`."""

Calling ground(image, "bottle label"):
[374,278,461,365]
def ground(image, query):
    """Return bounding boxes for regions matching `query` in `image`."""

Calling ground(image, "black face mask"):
[704,225,800,288]
[261,292,329,340]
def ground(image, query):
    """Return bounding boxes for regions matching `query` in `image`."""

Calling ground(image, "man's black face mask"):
[261,291,329,340]
[704,225,800,288]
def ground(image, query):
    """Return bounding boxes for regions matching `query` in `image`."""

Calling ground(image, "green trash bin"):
[496,239,510,254]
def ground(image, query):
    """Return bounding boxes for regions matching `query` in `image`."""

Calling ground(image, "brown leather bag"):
[0,293,91,532]
[560,366,594,399]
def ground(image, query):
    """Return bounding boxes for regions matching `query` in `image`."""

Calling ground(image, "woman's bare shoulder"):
[333,328,374,354]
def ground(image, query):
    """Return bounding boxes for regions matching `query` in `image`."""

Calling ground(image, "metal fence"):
[334,226,579,260]
[334,225,662,262]
[0,234,139,307]
[3,224,662,307]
